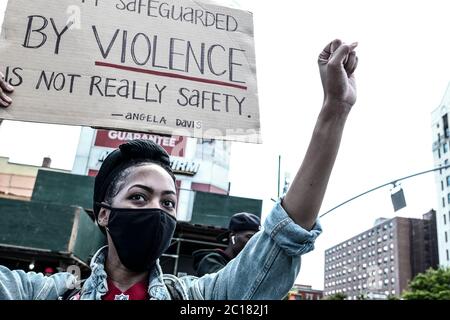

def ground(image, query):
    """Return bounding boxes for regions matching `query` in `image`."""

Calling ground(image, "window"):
[447,176,450,187]
[445,232,448,243]
[447,250,449,261]
[445,214,447,225]
[443,197,446,208]
[448,193,450,205]
[444,142,449,154]
[442,181,445,191]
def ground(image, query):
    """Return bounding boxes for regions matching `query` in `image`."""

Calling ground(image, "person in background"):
[193,212,261,277]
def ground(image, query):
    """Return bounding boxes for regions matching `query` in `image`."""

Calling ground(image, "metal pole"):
[277,155,281,199]
[319,164,450,218]
[173,240,181,276]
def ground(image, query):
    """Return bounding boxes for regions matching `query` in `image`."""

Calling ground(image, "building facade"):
[323,211,438,299]
[431,87,450,267]
[0,156,64,200]
[288,284,323,300]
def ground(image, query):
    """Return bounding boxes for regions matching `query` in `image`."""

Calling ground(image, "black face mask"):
[99,204,177,272]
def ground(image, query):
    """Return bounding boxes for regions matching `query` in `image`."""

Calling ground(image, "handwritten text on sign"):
[0,0,260,142]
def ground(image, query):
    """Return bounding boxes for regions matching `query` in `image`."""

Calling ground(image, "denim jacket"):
[0,201,322,300]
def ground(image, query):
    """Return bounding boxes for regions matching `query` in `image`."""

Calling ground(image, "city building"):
[288,284,323,300]
[0,156,60,200]
[431,87,450,267]
[323,211,438,299]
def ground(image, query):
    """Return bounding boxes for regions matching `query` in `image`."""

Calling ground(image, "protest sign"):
[0,0,260,142]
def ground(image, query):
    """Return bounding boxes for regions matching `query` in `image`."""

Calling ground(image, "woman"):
[0,39,358,300]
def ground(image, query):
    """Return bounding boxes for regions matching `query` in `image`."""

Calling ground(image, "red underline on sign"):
[94,61,248,91]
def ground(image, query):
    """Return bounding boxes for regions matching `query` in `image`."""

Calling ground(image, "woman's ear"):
[97,207,110,227]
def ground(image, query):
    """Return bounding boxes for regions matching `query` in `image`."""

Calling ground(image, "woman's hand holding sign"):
[0,74,14,108]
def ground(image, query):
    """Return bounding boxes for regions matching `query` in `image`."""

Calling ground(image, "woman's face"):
[98,163,177,226]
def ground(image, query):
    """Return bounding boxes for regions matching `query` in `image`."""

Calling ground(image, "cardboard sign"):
[0,0,260,143]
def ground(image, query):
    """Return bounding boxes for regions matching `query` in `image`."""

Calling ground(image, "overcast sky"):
[0,0,447,290]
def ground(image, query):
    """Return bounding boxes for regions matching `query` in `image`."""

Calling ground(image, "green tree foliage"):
[402,268,450,300]
[325,293,347,300]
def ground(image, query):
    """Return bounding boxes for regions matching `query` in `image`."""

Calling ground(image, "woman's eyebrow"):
[129,185,176,195]
[128,184,154,193]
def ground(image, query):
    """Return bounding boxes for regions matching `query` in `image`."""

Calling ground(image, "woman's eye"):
[129,194,146,201]
[162,200,176,209]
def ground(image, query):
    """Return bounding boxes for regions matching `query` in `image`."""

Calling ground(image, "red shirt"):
[102,279,149,300]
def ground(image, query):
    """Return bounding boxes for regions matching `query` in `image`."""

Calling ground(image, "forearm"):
[282,104,349,230]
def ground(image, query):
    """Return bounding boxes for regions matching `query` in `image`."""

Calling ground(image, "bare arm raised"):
[282,39,359,230]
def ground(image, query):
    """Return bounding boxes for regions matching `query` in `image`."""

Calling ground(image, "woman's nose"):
[148,198,162,209]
